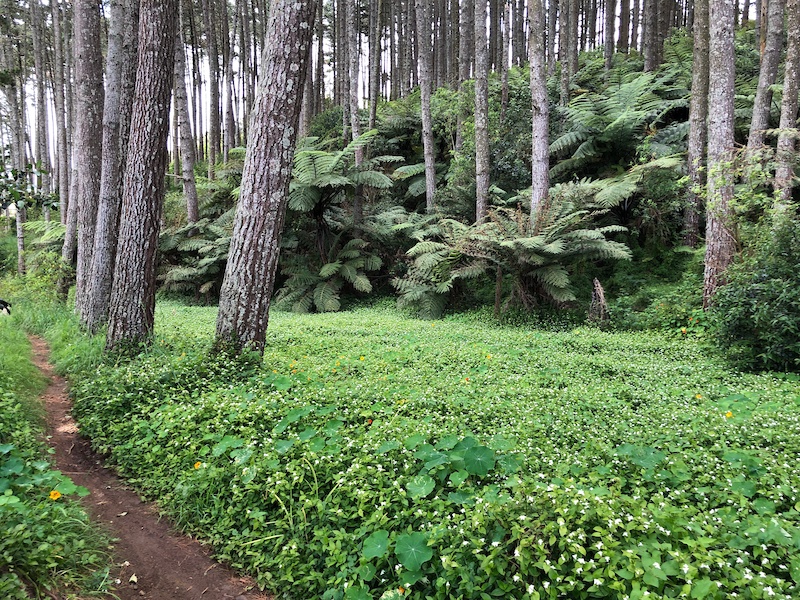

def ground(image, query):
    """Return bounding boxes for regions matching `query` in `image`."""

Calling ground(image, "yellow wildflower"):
[49,490,61,501]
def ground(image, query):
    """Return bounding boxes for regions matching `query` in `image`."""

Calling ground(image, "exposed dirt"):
[30,336,271,600]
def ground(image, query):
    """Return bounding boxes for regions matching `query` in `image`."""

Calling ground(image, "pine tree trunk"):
[202,0,220,178]
[547,0,558,72]
[683,0,709,248]
[604,0,616,70]
[774,0,799,208]
[746,0,786,155]
[30,1,51,196]
[703,0,737,307]
[73,0,105,318]
[475,0,491,222]
[106,0,178,351]
[529,0,550,222]
[175,9,200,224]
[416,0,437,213]
[369,0,383,129]
[84,0,140,332]
[51,0,70,224]
[215,0,317,354]
[456,0,474,151]
[618,0,630,52]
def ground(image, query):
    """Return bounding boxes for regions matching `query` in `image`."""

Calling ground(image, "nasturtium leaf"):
[344,584,373,600]
[423,453,449,471]
[404,434,426,450]
[1,457,24,475]
[212,435,245,457]
[731,480,756,497]
[614,444,666,469]
[753,498,775,515]
[449,470,469,486]
[407,475,435,499]
[690,579,714,598]
[275,439,294,454]
[497,455,522,473]
[271,376,292,391]
[376,440,400,454]
[463,446,495,477]
[240,467,256,484]
[790,558,800,583]
[435,435,459,450]
[298,428,317,441]
[394,532,433,571]
[323,420,344,435]
[0,444,14,455]
[54,479,78,495]
[308,437,326,452]
[413,444,437,460]
[362,530,390,560]
[447,491,474,505]
[489,434,515,451]
[453,436,478,452]
[356,563,376,581]
[231,448,253,464]
[286,406,314,422]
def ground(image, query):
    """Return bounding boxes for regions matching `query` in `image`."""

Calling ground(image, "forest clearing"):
[2,0,800,597]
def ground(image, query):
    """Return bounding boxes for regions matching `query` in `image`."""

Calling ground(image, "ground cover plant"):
[45,300,800,600]
[0,317,111,599]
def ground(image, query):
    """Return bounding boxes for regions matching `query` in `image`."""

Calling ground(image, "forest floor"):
[29,336,271,600]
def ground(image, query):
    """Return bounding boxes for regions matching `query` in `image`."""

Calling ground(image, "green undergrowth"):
[0,316,112,599]
[36,301,800,599]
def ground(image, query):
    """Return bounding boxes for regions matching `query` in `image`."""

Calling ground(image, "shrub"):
[712,215,800,372]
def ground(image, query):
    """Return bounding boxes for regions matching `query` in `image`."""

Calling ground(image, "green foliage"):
[159,211,234,300]
[712,214,800,372]
[0,319,111,598]
[37,300,800,600]
[276,237,383,313]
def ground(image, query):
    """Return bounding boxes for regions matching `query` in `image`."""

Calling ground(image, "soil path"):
[30,336,270,600]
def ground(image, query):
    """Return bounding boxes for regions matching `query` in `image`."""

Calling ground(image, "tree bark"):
[51,0,70,224]
[369,0,383,128]
[618,0,630,52]
[703,0,737,307]
[475,0,491,222]
[215,0,317,354]
[604,0,616,70]
[774,0,799,208]
[30,1,51,197]
[84,0,140,333]
[416,0,437,213]
[683,0,709,248]
[529,0,550,223]
[202,0,220,178]
[175,9,200,224]
[73,0,105,317]
[106,0,178,351]
[746,0,786,156]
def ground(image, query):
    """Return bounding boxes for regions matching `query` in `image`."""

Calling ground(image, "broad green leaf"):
[376,440,400,454]
[404,434,426,449]
[447,491,475,505]
[211,435,245,457]
[344,584,372,600]
[463,446,496,477]
[362,530,390,560]
[406,475,435,499]
[275,439,294,454]
[449,470,469,486]
[395,532,433,571]
[690,579,714,598]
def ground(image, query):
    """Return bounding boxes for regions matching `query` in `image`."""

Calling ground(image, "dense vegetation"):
[3,292,797,600]
[0,317,111,599]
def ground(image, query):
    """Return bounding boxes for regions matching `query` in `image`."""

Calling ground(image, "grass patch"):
[0,316,113,599]
[42,301,800,599]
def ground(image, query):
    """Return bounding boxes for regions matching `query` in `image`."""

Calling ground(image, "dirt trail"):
[30,336,270,600]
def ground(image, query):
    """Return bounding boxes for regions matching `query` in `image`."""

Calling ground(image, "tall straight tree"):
[106,0,178,351]
[174,7,200,225]
[703,0,737,307]
[474,0,491,222]
[529,0,549,221]
[72,0,105,316]
[683,0,709,248]
[215,0,317,353]
[51,0,69,224]
[415,0,437,213]
[746,0,786,156]
[774,0,799,208]
[84,0,140,333]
